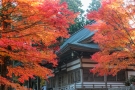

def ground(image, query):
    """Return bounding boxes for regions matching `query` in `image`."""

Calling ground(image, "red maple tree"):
[86,0,135,76]
[0,0,77,89]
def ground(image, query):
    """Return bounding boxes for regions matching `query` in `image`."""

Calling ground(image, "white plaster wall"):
[128,71,135,78]
[67,59,80,67]
[82,63,97,67]
[67,64,80,71]
[82,58,95,63]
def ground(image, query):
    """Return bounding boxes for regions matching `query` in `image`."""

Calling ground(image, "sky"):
[81,0,92,11]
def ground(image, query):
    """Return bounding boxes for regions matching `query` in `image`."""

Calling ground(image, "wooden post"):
[28,80,30,90]
[80,58,83,88]
[93,84,94,88]
[110,84,112,88]
[36,77,40,90]
[74,82,76,90]
[104,74,107,89]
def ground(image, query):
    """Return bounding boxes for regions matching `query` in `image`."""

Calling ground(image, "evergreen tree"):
[61,0,86,34]
[87,0,101,12]
[86,0,101,26]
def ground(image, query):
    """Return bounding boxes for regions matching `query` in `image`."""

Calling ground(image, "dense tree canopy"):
[87,0,101,11]
[86,0,135,75]
[61,0,86,34]
[0,0,77,89]
[61,0,83,13]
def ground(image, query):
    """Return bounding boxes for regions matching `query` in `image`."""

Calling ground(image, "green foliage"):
[60,0,100,34]
[124,76,135,86]
[87,0,101,12]
[68,17,85,34]
[130,76,135,83]
[125,80,130,86]
[61,0,86,34]
[61,0,84,13]
[40,78,46,86]
[86,0,101,24]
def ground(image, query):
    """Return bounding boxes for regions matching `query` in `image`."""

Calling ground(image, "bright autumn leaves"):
[0,0,77,89]
[86,0,135,76]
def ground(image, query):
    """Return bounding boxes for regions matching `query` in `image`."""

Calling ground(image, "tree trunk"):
[0,56,11,90]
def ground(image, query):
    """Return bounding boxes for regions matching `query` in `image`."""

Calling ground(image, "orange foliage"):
[0,0,77,89]
[86,0,135,76]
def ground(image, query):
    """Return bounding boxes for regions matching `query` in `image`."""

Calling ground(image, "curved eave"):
[57,43,99,56]
[69,43,99,52]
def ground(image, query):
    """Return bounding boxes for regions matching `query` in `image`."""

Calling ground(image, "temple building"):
[47,28,134,90]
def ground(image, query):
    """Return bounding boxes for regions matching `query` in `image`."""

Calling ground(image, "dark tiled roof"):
[57,28,99,55]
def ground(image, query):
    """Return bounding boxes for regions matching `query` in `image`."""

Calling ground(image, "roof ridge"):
[69,28,85,38]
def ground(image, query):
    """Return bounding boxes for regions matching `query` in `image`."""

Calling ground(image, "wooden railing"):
[53,83,125,90]
[109,86,135,90]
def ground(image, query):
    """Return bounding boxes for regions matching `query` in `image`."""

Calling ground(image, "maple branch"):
[8,33,36,38]
[113,10,135,46]
[0,49,53,65]
[105,9,135,48]
[123,3,135,26]
[1,20,40,33]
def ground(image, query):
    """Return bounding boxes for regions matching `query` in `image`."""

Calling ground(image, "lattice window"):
[94,73,104,81]
[83,68,94,82]
[107,70,126,81]
[83,68,104,81]
[117,70,126,81]
[68,73,71,84]
[107,75,116,81]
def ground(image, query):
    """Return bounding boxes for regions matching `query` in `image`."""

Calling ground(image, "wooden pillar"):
[74,71,76,90]
[28,78,32,89]
[55,75,58,88]
[28,80,30,90]
[125,69,128,80]
[36,77,40,90]
[104,74,107,89]
[80,58,83,88]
